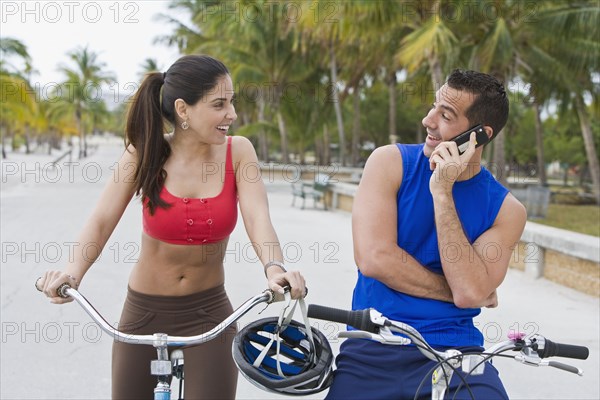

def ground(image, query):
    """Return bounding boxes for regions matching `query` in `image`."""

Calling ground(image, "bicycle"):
[46,282,285,400]
[306,304,590,400]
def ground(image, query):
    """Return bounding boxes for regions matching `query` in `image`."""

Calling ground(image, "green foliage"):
[8,0,599,184]
[544,113,587,167]
[355,80,426,148]
[536,204,600,237]
[505,106,537,165]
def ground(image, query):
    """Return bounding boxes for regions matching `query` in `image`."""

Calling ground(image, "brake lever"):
[338,326,411,345]
[515,353,544,367]
[514,354,584,376]
[548,361,584,376]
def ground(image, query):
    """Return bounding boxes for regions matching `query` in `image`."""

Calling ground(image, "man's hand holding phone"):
[451,124,489,155]
[429,131,478,193]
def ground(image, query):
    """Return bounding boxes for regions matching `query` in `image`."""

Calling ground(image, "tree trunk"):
[301,110,317,165]
[24,125,31,154]
[299,140,305,165]
[257,97,269,162]
[1,125,7,159]
[76,109,85,159]
[329,41,346,166]
[351,87,361,166]
[12,132,18,151]
[574,94,600,204]
[323,124,330,166]
[533,102,547,186]
[493,130,508,187]
[276,110,289,164]
[427,1,444,91]
[388,72,397,144]
[427,52,444,91]
[82,129,87,158]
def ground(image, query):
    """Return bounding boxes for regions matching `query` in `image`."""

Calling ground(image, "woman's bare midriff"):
[128,233,229,296]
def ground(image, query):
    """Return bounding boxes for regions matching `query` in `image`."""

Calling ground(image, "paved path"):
[1,142,598,399]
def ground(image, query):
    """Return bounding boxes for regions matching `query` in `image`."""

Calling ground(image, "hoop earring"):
[181,120,189,130]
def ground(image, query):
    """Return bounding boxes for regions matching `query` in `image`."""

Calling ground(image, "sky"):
[1,1,187,106]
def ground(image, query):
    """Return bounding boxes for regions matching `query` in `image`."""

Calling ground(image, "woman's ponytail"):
[125,72,171,214]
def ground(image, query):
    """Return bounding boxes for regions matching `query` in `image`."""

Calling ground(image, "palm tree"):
[338,2,408,165]
[57,46,114,158]
[0,84,38,157]
[138,58,162,81]
[483,2,599,200]
[296,0,350,165]
[297,0,405,165]
[46,95,80,146]
[395,0,460,90]
[466,1,599,196]
[0,38,36,159]
[160,0,316,163]
[0,37,33,76]
[535,3,600,203]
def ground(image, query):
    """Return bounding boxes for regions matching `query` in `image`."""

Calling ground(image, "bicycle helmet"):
[232,317,334,395]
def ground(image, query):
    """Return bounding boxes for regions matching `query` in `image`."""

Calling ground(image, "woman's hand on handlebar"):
[35,271,78,304]
[266,269,306,300]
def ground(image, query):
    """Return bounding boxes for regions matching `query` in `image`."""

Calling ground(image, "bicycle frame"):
[60,285,279,400]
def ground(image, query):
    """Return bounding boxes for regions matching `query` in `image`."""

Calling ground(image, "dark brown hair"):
[446,69,509,142]
[125,55,229,214]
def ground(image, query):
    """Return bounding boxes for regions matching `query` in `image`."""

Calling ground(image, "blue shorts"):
[325,339,509,400]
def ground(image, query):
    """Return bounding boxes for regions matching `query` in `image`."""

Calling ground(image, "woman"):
[36,54,306,399]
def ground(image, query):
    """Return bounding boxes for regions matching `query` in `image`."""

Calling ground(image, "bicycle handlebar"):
[307,304,379,333]
[307,304,589,371]
[59,284,277,347]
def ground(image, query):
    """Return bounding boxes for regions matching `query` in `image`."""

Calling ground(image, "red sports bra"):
[142,136,238,245]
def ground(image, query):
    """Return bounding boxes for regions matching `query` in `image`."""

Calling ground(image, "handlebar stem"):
[431,350,461,400]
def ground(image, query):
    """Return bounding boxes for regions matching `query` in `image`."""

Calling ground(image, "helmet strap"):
[252,291,315,377]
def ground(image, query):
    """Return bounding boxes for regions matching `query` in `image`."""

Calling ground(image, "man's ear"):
[483,126,494,140]
[174,99,188,121]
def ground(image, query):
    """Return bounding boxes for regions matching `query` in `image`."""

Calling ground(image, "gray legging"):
[112,285,237,399]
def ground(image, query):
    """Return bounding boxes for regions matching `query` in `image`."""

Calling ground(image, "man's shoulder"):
[499,192,527,221]
[369,142,424,161]
[362,145,398,168]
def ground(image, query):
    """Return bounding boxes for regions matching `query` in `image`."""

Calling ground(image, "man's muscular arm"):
[429,135,526,308]
[353,145,453,302]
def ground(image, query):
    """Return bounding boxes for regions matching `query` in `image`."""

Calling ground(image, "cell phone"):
[451,124,489,155]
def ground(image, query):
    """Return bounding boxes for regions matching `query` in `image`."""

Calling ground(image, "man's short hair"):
[446,69,509,141]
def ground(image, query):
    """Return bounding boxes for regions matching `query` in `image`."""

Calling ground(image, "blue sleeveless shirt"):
[352,143,509,347]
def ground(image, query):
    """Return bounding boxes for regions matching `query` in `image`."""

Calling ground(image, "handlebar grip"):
[307,305,378,333]
[57,283,71,298]
[539,339,589,360]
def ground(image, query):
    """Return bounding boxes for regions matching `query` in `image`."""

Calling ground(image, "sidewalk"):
[1,143,598,399]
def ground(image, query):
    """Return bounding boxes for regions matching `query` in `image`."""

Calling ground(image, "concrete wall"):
[517,222,599,296]
[260,163,362,184]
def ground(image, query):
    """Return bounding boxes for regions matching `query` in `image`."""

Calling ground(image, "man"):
[326,70,526,399]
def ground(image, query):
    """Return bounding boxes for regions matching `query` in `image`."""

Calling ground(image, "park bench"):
[291,173,330,210]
